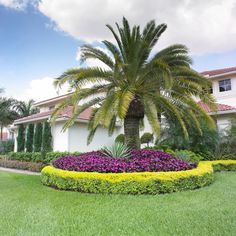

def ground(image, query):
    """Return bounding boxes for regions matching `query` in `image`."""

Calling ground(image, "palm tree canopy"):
[14,99,39,118]
[0,97,19,127]
[53,17,216,148]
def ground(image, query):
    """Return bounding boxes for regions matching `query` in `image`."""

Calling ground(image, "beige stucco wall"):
[215,114,236,132]
[51,122,69,151]
[210,73,236,107]
[68,122,122,152]
[52,121,122,152]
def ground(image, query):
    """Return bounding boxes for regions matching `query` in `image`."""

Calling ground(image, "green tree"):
[0,97,18,140]
[53,17,216,149]
[33,123,43,152]
[141,132,154,147]
[159,119,219,155]
[14,99,39,118]
[25,124,34,152]
[42,122,52,153]
[17,124,25,152]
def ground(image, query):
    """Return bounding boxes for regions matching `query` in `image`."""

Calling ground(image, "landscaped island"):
[41,149,236,195]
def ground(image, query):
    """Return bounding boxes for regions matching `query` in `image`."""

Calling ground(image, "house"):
[201,66,236,130]
[0,126,14,141]
[13,66,236,152]
[13,94,122,152]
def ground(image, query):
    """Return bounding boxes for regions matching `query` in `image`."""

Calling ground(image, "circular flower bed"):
[52,149,195,173]
[41,160,236,194]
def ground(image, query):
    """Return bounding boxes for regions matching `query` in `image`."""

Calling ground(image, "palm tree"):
[14,99,39,118]
[0,98,18,140]
[53,17,216,149]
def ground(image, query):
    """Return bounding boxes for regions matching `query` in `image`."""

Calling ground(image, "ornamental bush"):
[7,151,81,164]
[26,124,34,152]
[41,160,236,195]
[53,150,194,173]
[17,124,25,152]
[0,140,14,154]
[115,134,125,144]
[171,150,203,163]
[45,151,81,164]
[33,123,42,152]
[42,122,52,153]
[141,132,154,146]
[0,159,45,172]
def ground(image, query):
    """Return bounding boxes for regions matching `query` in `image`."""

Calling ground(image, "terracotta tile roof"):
[198,101,236,113]
[59,106,93,120]
[14,106,93,124]
[201,66,236,77]
[34,92,73,106]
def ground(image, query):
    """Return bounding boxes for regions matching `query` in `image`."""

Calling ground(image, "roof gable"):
[201,66,236,77]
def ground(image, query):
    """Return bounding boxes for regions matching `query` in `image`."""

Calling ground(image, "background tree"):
[17,124,25,152]
[25,124,34,152]
[159,119,219,155]
[53,17,216,149]
[141,132,154,147]
[33,123,43,152]
[0,97,18,140]
[42,121,52,153]
[14,99,39,118]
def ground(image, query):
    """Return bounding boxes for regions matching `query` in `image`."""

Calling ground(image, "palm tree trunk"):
[124,117,140,149]
[124,97,144,149]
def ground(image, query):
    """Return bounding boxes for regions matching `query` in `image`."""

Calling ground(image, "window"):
[49,105,55,110]
[219,79,231,92]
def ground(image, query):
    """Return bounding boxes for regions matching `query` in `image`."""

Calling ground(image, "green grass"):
[0,171,236,236]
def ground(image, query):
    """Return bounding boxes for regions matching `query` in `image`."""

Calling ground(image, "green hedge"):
[41,160,236,195]
[7,151,81,164]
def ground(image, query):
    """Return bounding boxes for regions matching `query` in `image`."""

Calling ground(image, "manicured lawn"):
[0,171,235,236]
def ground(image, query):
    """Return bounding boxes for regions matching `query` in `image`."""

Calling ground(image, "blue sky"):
[1,0,236,101]
[0,4,82,100]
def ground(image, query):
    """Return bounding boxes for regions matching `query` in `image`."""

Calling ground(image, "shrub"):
[102,142,131,158]
[26,124,34,152]
[45,151,81,164]
[7,152,32,161]
[17,124,25,152]
[160,120,219,157]
[202,146,236,161]
[0,159,45,172]
[41,160,236,194]
[6,151,81,164]
[115,134,125,144]
[141,132,153,146]
[173,150,203,163]
[33,123,42,152]
[52,150,194,173]
[42,122,52,153]
[0,140,14,154]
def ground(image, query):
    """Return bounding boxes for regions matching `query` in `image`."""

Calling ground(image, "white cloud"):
[15,77,69,102]
[38,0,236,55]
[0,0,30,10]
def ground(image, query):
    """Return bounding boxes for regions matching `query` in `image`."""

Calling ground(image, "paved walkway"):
[0,167,40,175]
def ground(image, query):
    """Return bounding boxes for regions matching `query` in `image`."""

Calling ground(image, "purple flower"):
[52,150,195,173]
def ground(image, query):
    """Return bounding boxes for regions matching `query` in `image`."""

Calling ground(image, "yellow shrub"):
[41,160,236,194]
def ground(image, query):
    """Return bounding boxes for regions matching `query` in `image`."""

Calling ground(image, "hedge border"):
[0,159,46,172]
[41,160,236,195]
